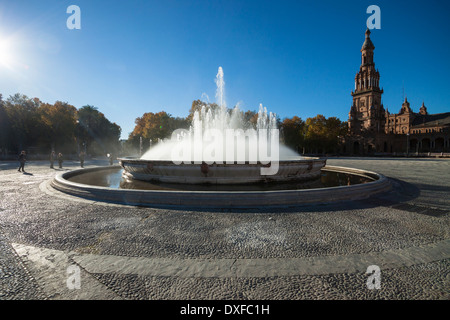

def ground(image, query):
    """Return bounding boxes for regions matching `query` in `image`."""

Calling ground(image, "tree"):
[324,116,348,153]
[304,115,347,154]
[243,110,258,129]
[76,105,121,155]
[0,93,122,157]
[129,111,189,144]
[186,100,220,122]
[280,116,305,152]
[3,94,41,152]
[0,94,10,155]
[39,101,77,152]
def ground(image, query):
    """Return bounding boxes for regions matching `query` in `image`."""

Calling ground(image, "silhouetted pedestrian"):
[18,151,26,172]
[58,153,63,168]
[79,151,85,168]
[50,151,55,168]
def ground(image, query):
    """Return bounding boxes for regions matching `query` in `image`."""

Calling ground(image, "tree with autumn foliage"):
[128,111,189,152]
[0,92,122,157]
[2,93,42,153]
[280,116,305,153]
[186,99,220,122]
[129,102,348,157]
[304,115,347,154]
[38,101,78,152]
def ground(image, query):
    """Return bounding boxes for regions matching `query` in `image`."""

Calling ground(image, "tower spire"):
[419,101,428,115]
[349,29,384,135]
[362,29,375,51]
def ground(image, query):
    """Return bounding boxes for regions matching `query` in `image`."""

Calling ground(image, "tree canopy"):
[0,93,121,157]
[76,105,122,155]
[128,101,348,156]
[303,115,348,154]
[0,92,349,158]
[128,111,189,150]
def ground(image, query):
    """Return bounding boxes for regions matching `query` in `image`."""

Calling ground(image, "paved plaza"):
[0,157,449,300]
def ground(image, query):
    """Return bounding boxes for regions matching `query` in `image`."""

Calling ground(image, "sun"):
[0,38,14,68]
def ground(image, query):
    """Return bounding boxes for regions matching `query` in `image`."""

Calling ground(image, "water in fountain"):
[141,67,300,163]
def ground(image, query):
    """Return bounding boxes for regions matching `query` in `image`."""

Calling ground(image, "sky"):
[0,0,449,140]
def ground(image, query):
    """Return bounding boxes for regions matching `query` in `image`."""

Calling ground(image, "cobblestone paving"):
[0,157,449,300]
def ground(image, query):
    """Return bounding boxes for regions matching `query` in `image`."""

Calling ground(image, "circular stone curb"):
[118,157,326,184]
[50,165,391,208]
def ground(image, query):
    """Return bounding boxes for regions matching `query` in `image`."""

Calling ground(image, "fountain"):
[119,67,326,184]
[50,67,391,208]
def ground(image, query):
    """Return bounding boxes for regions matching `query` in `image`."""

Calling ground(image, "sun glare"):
[0,38,14,68]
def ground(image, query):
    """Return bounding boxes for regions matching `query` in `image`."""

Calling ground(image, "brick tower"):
[348,29,385,135]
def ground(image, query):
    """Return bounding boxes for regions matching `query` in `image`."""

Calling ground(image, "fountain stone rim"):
[50,164,392,208]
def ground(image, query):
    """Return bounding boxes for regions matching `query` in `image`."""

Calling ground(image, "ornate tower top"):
[360,29,376,67]
[400,97,412,114]
[419,102,428,115]
[352,29,381,94]
[362,29,375,51]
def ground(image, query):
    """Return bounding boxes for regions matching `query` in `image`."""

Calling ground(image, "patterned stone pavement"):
[0,157,449,301]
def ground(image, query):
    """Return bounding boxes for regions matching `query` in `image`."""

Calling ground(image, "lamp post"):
[406,133,410,157]
[302,124,309,155]
[76,120,80,155]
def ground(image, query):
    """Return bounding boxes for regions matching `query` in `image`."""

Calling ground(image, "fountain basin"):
[118,157,326,184]
[50,165,391,208]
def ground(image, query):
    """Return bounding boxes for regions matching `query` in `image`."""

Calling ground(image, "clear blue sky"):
[0,0,449,139]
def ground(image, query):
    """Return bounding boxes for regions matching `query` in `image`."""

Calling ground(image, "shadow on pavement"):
[89,176,426,214]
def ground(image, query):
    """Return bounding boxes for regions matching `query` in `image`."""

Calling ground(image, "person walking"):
[50,151,55,168]
[58,152,63,169]
[18,151,26,172]
[108,153,114,165]
[79,151,85,168]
